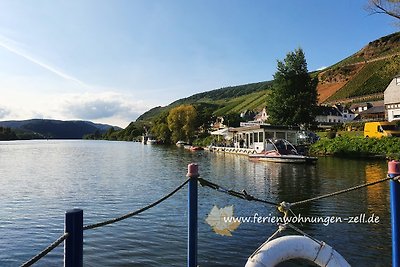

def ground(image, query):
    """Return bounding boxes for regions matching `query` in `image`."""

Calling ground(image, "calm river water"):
[0,140,391,266]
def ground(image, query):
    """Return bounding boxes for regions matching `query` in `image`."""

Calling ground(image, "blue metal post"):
[64,209,83,267]
[187,163,199,267]
[389,160,400,267]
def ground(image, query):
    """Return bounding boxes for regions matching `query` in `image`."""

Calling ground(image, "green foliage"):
[103,127,118,140]
[328,32,400,68]
[267,48,318,127]
[167,105,197,143]
[99,120,150,141]
[83,130,102,140]
[113,121,149,141]
[152,123,171,143]
[222,113,244,127]
[192,102,218,131]
[170,81,272,106]
[0,127,17,140]
[137,81,272,122]
[192,135,215,147]
[310,136,400,158]
[136,106,168,122]
[213,90,269,116]
[326,131,337,139]
[343,121,365,132]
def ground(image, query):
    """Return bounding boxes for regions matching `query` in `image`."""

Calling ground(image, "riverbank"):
[309,136,400,159]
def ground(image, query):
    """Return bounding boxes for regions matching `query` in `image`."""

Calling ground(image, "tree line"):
[0,127,17,141]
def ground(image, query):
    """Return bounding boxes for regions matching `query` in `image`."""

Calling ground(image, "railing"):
[18,161,400,267]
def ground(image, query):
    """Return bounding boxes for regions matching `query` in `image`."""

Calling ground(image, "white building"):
[315,105,355,125]
[230,124,300,153]
[384,74,400,122]
[315,106,344,124]
[254,107,269,123]
[334,104,356,121]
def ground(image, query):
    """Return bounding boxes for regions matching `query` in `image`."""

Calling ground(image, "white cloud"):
[0,107,10,119]
[316,66,327,71]
[60,92,150,125]
[0,90,152,127]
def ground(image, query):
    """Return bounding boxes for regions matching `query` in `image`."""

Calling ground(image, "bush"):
[327,131,337,139]
[309,136,400,158]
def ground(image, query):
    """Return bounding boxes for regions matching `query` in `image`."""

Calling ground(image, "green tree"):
[0,127,17,141]
[104,127,118,140]
[150,110,171,143]
[167,105,197,143]
[266,48,318,127]
[223,113,244,127]
[151,121,171,143]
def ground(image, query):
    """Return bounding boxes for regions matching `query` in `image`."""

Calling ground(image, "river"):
[0,140,391,266]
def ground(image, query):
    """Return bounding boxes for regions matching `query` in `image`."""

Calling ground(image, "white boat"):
[176,140,189,147]
[142,135,158,145]
[248,139,317,164]
[146,138,158,145]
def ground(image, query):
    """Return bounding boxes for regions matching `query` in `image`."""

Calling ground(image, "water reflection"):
[365,163,389,208]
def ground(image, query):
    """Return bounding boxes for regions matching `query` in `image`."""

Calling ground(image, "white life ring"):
[245,235,350,267]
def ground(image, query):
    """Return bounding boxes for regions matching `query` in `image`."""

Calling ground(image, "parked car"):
[297,131,319,144]
[364,121,400,138]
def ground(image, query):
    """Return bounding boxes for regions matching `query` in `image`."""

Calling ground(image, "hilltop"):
[319,32,400,103]
[136,32,400,125]
[0,119,120,140]
[137,81,272,122]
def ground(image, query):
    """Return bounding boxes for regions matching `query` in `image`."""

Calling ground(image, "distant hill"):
[136,32,400,124]
[0,119,120,139]
[137,81,272,121]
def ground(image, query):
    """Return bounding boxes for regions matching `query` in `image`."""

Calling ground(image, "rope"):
[290,175,394,207]
[83,178,190,230]
[285,223,322,245]
[198,177,279,206]
[249,223,287,259]
[20,232,69,267]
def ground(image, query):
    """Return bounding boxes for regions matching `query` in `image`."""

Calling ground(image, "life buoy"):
[245,235,350,267]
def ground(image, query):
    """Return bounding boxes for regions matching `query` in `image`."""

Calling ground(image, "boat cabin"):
[229,124,301,153]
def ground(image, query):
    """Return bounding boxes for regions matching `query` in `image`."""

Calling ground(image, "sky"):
[0,1,397,127]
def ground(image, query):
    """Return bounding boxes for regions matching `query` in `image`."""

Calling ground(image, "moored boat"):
[142,134,158,145]
[189,146,204,151]
[146,138,158,145]
[248,139,317,164]
[176,140,189,147]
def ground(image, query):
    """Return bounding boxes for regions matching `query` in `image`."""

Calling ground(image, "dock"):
[207,146,256,155]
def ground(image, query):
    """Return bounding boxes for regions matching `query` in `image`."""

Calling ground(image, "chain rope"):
[20,232,69,267]
[198,177,279,206]
[290,175,395,207]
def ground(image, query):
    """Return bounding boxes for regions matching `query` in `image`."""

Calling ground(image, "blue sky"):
[0,0,396,127]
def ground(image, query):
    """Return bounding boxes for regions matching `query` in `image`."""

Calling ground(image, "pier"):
[208,146,256,155]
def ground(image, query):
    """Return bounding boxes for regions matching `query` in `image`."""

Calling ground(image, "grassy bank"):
[309,136,400,159]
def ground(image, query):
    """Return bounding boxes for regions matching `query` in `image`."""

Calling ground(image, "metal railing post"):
[187,163,199,267]
[64,209,83,267]
[389,160,400,267]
